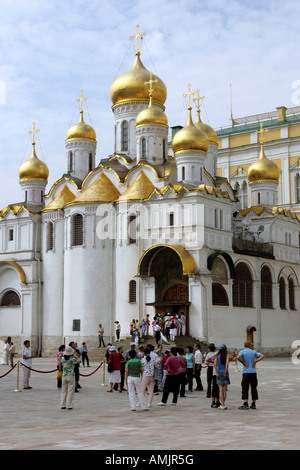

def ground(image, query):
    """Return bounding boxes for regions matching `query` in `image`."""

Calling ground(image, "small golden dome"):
[19,143,49,182]
[135,95,168,128]
[195,110,218,145]
[171,108,209,154]
[66,111,96,143]
[247,144,280,183]
[110,52,167,108]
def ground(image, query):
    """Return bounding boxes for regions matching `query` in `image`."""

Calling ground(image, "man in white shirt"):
[22,340,34,389]
[194,343,203,391]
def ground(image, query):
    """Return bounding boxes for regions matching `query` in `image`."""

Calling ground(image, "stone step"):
[86,335,208,361]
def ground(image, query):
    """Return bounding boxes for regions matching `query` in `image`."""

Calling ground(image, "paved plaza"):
[1,356,300,451]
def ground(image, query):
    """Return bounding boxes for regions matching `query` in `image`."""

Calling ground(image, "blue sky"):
[0,0,299,207]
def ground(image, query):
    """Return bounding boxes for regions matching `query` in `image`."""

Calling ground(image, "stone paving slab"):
[1,357,300,450]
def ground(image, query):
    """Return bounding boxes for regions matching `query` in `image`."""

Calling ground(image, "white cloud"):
[0,0,299,206]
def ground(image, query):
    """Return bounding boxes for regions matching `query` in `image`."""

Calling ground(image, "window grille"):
[47,222,54,251]
[121,121,128,151]
[289,278,295,310]
[212,283,229,306]
[73,319,81,331]
[233,263,253,307]
[261,266,272,309]
[72,214,83,246]
[129,280,137,303]
[141,138,146,159]
[1,291,20,306]
[279,277,286,309]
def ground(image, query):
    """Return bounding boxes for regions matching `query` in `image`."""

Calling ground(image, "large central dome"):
[110,52,167,108]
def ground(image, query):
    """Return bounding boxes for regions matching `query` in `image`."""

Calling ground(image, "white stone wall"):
[135,125,168,164]
[113,102,148,158]
[65,140,97,181]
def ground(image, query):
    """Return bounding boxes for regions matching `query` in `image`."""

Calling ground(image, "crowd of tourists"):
[1,333,264,412]
[105,340,265,411]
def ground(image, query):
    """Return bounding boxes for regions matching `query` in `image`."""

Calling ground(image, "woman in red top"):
[107,346,122,392]
[157,347,185,406]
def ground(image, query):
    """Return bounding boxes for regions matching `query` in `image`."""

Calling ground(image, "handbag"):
[107,361,114,373]
[57,370,62,380]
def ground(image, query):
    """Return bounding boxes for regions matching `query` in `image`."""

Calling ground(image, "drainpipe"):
[31,215,42,357]
[258,256,262,351]
[109,203,114,344]
[198,275,209,343]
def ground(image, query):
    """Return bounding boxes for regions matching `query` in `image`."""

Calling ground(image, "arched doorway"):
[139,245,195,334]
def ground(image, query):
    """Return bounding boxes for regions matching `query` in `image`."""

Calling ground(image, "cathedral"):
[0,28,299,356]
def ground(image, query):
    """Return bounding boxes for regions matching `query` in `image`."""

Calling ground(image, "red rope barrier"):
[20,362,104,376]
[79,362,103,377]
[21,363,57,373]
[0,364,17,378]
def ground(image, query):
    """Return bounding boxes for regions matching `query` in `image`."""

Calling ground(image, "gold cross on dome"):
[183,83,194,108]
[76,90,88,112]
[193,89,205,111]
[130,25,146,54]
[28,122,40,144]
[256,122,268,144]
[144,72,158,96]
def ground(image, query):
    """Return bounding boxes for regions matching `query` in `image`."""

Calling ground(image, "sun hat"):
[65,346,74,356]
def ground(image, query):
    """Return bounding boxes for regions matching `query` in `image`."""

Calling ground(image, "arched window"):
[128,214,137,244]
[121,121,128,151]
[241,181,248,209]
[72,214,83,246]
[296,173,300,203]
[129,280,137,303]
[289,278,295,310]
[69,152,73,172]
[141,138,146,159]
[89,153,93,172]
[1,290,20,306]
[261,266,272,309]
[233,263,253,307]
[279,277,286,309]
[182,166,185,181]
[212,283,229,306]
[47,222,54,251]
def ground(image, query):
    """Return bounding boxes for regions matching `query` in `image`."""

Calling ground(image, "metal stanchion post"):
[14,360,22,392]
[101,362,106,387]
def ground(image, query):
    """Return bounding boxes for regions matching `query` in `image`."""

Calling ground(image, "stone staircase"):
[87,335,209,362]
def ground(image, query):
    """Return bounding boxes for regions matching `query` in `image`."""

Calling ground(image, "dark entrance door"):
[146,284,190,334]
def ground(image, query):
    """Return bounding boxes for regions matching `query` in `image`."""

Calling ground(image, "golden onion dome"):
[195,110,218,145]
[110,52,167,108]
[135,94,168,128]
[19,143,49,182]
[171,108,209,154]
[66,111,96,143]
[247,143,280,184]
